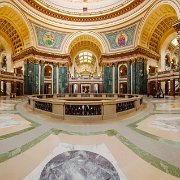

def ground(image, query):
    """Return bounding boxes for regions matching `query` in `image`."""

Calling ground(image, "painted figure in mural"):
[117,32,126,46]
[43,32,55,47]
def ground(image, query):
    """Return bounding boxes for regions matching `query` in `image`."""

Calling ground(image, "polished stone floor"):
[0,96,180,180]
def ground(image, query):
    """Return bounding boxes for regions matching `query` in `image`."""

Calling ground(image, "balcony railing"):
[44,76,52,80]
[0,70,24,79]
[148,68,179,80]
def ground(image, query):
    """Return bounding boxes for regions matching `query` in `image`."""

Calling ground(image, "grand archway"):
[68,34,103,93]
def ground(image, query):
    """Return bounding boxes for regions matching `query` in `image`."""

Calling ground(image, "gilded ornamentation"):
[23,0,145,22]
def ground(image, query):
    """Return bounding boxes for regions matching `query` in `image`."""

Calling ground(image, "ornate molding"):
[102,46,160,62]
[12,47,69,62]
[24,0,145,22]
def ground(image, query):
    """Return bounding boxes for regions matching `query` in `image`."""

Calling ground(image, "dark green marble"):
[127,63,131,94]
[103,66,113,93]
[24,63,39,95]
[59,66,69,93]
[53,66,57,94]
[40,64,44,94]
[114,66,118,93]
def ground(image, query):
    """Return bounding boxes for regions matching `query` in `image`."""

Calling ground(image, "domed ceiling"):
[24,0,145,22]
[37,0,131,14]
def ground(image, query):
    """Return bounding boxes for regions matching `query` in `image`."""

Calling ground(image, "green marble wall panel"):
[53,66,57,94]
[24,64,28,95]
[24,63,39,95]
[131,61,147,94]
[114,66,118,93]
[40,64,44,94]
[59,66,69,94]
[127,63,131,94]
[143,62,147,94]
[132,63,136,94]
[103,66,113,93]
[135,62,141,94]
[33,64,39,94]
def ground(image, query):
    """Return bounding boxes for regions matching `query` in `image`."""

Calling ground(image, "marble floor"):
[0,96,180,180]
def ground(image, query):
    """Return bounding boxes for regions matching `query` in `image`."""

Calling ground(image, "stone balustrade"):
[28,93,143,121]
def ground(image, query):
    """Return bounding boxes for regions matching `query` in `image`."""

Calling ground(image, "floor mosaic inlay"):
[150,116,180,133]
[0,96,180,180]
[40,150,120,180]
[0,115,19,128]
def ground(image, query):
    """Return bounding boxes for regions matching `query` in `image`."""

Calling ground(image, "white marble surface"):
[25,143,127,180]
[0,115,19,128]
[155,103,180,111]
[0,103,15,111]
[150,117,180,133]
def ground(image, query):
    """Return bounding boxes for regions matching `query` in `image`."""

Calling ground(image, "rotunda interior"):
[0,0,180,179]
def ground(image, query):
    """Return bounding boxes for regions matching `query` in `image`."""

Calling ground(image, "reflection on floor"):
[0,96,180,180]
[150,116,180,133]
[0,114,32,137]
[155,102,180,111]
[137,114,180,142]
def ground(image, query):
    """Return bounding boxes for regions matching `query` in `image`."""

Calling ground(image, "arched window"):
[74,51,97,78]
[78,52,93,64]
[44,65,52,77]
[119,65,127,77]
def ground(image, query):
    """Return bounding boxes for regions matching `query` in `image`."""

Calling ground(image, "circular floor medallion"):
[40,150,120,180]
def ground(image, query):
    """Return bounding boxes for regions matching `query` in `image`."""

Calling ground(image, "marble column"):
[131,58,147,94]
[53,63,57,94]
[6,82,11,95]
[131,60,136,94]
[127,61,131,94]
[38,64,41,94]
[58,66,69,94]
[112,65,115,94]
[56,65,59,94]
[170,79,175,96]
[114,64,118,94]
[161,81,166,95]
[3,81,6,96]
[102,64,113,93]
[24,59,40,95]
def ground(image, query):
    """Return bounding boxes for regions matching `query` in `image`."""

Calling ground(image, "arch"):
[0,35,12,72]
[44,65,52,77]
[160,32,177,70]
[62,31,108,54]
[138,1,179,53]
[119,65,127,77]
[0,3,32,54]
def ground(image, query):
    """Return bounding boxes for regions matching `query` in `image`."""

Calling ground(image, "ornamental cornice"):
[23,0,145,22]
[102,46,160,61]
[12,47,69,62]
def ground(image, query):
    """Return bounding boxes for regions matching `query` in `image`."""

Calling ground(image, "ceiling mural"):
[34,25,67,50]
[104,24,137,51]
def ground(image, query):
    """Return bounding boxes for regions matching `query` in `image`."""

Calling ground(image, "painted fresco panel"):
[104,24,137,51]
[34,26,66,49]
